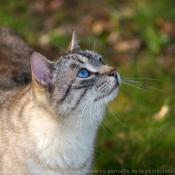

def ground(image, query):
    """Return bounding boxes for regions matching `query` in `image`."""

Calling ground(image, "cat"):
[0,27,32,90]
[0,29,122,175]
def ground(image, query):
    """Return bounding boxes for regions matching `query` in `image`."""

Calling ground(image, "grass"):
[0,0,175,174]
[95,56,175,173]
[94,1,175,172]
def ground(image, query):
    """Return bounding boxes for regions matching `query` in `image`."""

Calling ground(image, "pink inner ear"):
[30,52,51,85]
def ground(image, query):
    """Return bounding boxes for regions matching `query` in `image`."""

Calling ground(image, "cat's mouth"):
[94,81,119,102]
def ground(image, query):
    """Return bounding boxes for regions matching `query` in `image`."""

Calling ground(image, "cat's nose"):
[109,68,117,77]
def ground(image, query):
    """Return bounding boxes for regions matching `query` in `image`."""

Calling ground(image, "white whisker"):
[123,80,164,92]
[122,81,151,92]
[98,100,110,134]
[90,99,94,129]
[122,77,163,81]
[124,80,152,85]
[87,35,91,50]
[110,100,120,107]
[103,97,125,127]
[78,101,89,138]
[107,104,125,127]
[93,36,99,52]
[52,41,68,54]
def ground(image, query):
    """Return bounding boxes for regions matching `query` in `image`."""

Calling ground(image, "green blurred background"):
[1,0,175,174]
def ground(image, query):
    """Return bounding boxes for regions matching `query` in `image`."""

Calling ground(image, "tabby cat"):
[0,27,32,89]
[0,28,122,175]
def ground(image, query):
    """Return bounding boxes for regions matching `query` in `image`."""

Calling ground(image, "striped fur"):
[0,31,122,175]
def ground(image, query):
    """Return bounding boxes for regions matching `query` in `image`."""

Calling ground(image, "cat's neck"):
[27,101,100,171]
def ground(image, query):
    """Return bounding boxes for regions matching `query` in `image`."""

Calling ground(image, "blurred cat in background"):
[0,27,32,89]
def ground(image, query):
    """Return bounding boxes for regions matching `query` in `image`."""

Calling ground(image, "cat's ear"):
[30,52,52,86]
[67,31,80,52]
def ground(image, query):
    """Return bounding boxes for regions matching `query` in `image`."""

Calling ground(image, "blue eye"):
[77,68,89,78]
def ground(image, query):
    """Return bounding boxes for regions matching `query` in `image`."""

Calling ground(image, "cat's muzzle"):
[109,68,121,86]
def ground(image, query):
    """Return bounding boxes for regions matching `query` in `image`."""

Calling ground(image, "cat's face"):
[53,50,121,111]
[31,33,121,125]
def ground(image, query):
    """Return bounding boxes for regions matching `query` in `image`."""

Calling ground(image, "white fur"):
[25,75,122,175]
[26,102,104,175]
[86,63,98,73]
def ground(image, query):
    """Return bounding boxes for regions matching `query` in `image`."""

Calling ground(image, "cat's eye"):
[99,57,105,65]
[77,68,90,78]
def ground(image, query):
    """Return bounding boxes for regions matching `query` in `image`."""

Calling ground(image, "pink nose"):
[110,69,117,77]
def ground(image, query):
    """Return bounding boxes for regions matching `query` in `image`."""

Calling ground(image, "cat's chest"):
[28,132,94,174]
[28,111,96,172]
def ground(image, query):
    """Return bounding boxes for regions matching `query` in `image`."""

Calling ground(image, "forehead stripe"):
[74,55,84,64]
[61,55,84,64]
[77,52,92,59]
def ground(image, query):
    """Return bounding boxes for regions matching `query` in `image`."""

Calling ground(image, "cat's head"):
[30,32,122,125]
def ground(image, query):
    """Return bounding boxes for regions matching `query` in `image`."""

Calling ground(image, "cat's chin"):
[94,82,119,103]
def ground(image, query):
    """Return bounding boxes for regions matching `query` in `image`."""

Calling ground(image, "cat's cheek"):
[105,87,120,103]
